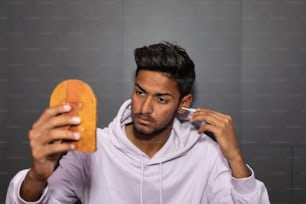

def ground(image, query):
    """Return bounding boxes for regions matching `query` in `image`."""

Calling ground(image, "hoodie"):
[6,99,270,204]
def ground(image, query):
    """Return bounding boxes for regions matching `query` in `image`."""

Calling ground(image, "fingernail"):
[71,116,81,123]
[70,144,76,150]
[63,104,71,111]
[73,132,80,140]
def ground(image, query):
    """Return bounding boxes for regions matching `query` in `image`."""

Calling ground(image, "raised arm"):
[20,104,80,201]
[189,109,250,178]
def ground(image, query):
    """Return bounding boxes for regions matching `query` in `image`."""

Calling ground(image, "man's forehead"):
[135,71,180,97]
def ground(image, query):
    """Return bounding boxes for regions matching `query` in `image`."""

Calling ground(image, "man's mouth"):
[135,114,154,125]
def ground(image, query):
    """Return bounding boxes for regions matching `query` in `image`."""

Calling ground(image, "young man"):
[6,42,270,203]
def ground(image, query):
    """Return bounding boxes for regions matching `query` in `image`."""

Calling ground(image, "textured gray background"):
[0,0,305,203]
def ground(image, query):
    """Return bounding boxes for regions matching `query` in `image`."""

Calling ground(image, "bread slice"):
[49,79,97,152]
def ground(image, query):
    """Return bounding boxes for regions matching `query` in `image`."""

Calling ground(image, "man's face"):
[131,70,181,137]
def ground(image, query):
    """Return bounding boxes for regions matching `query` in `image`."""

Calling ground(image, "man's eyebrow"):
[135,83,146,93]
[135,83,174,98]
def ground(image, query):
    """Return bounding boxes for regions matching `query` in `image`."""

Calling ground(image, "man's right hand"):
[20,104,81,201]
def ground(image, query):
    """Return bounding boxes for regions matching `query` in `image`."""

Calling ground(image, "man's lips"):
[135,114,154,125]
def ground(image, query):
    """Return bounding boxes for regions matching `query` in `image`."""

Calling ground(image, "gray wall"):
[1,0,305,203]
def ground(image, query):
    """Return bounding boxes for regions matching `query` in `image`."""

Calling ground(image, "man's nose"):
[141,97,153,114]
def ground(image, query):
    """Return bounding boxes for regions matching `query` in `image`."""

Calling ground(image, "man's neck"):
[125,124,171,158]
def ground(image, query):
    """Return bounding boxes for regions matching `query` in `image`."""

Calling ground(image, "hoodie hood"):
[109,99,201,165]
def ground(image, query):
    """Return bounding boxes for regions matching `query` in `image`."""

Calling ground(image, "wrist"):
[20,170,47,201]
[228,158,251,178]
[26,169,48,186]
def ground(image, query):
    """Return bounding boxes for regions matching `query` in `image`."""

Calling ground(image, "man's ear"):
[178,94,193,113]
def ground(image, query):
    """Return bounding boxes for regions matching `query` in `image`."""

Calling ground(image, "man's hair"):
[134,42,195,97]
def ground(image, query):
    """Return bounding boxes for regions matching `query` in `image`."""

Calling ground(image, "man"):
[6,42,270,203]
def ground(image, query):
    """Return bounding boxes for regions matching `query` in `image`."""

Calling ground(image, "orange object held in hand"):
[50,79,97,152]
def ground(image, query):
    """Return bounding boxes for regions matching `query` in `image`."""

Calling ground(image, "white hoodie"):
[6,99,270,204]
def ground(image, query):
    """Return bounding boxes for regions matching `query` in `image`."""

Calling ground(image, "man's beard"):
[132,113,175,138]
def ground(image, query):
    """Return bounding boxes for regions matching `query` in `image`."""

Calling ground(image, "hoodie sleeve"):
[204,140,270,204]
[5,169,49,204]
[5,151,89,204]
[231,165,271,204]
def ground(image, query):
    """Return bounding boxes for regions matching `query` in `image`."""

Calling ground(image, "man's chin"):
[133,125,154,136]
[133,123,169,138]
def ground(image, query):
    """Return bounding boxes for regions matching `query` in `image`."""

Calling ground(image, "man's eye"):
[158,97,168,104]
[136,90,144,96]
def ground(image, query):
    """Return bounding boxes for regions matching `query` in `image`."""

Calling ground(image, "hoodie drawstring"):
[159,163,163,204]
[140,155,144,204]
[139,156,164,204]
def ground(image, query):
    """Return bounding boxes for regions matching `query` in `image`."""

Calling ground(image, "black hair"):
[134,41,195,97]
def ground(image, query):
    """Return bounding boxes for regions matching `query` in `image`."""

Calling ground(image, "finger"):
[39,129,80,146]
[29,114,81,142]
[32,142,76,161]
[33,104,72,129]
[190,110,222,126]
[44,142,76,156]
[197,122,218,135]
[195,108,226,116]
[37,115,81,135]
[191,108,227,119]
